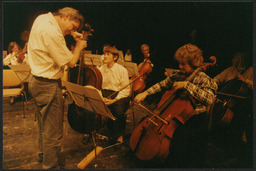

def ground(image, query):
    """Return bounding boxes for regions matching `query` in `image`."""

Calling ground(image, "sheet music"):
[83,54,103,67]
[165,68,180,76]
[122,62,139,77]
[62,81,115,120]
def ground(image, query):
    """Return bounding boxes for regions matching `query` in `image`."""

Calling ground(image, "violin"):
[132,58,153,93]
[129,56,216,162]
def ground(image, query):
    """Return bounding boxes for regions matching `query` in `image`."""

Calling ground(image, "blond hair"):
[174,43,204,68]
[8,42,21,53]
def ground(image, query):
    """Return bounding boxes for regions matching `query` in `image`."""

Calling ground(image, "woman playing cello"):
[133,43,218,167]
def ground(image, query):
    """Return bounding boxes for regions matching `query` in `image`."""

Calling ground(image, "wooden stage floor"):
[2,95,254,169]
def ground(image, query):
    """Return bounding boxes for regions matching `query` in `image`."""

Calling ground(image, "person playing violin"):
[3,41,28,66]
[3,41,27,104]
[134,43,218,167]
[27,7,87,169]
[98,46,130,144]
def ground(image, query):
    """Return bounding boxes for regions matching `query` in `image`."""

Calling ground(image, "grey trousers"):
[28,76,64,169]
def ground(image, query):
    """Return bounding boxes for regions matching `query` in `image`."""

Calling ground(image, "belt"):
[33,75,62,87]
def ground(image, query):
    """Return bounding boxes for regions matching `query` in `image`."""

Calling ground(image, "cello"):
[132,58,153,93]
[210,70,253,127]
[67,24,106,134]
[129,56,216,162]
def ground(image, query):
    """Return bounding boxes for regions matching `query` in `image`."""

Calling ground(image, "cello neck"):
[156,65,206,114]
[77,49,85,85]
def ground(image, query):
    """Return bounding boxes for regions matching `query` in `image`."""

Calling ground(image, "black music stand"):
[62,80,117,168]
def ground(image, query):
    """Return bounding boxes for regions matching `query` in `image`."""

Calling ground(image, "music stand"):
[8,64,31,82]
[122,62,139,77]
[62,80,116,168]
[83,54,103,67]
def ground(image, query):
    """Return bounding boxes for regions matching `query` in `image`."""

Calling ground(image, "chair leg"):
[22,93,25,118]
[22,91,29,118]
[23,91,28,109]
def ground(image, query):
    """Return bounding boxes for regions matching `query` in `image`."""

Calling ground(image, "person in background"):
[213,52,253,157]
[98,46,130,144]
[124,49,132,62]
[213,52,253,89]
[19,30,30,50]
[134,43,217,167]
[27,7,87,169]
[3,42,26,104]
[135,44,165,108]
[3,41,28,66]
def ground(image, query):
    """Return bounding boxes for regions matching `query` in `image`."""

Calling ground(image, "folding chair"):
[3,69,27,118]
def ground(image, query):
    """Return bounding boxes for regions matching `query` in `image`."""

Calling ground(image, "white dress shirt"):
[99,63,130,100]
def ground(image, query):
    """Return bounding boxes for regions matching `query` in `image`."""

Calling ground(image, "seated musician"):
[213,52,253,90]
[3,41,27,104]
[134,43,218,167]
[98,46,130,144]
[135,44,165,108]
[138,44,165,88]
[213,52,253,148]
[3,41,28,66]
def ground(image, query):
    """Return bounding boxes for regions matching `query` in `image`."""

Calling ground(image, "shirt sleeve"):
[116,67,130,100]
[213,70,227,85]
[146,76,174,95]
[184,72,217,106]
[3,54,13,65]
[43,29,73,67]
[243,67,253,90]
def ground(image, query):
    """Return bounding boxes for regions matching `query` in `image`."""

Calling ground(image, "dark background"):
[2,1,253,76]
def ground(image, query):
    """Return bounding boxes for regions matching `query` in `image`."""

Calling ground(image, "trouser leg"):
[107,97,130,140]
[29,77,64,169]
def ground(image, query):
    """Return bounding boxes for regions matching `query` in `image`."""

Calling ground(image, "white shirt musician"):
[98,46,130,144]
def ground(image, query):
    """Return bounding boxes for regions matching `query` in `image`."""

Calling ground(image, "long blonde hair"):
[8,42,21,54]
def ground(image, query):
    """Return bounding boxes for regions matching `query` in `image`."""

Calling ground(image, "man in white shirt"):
[27,7,87,169]
[98,46,130,144]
